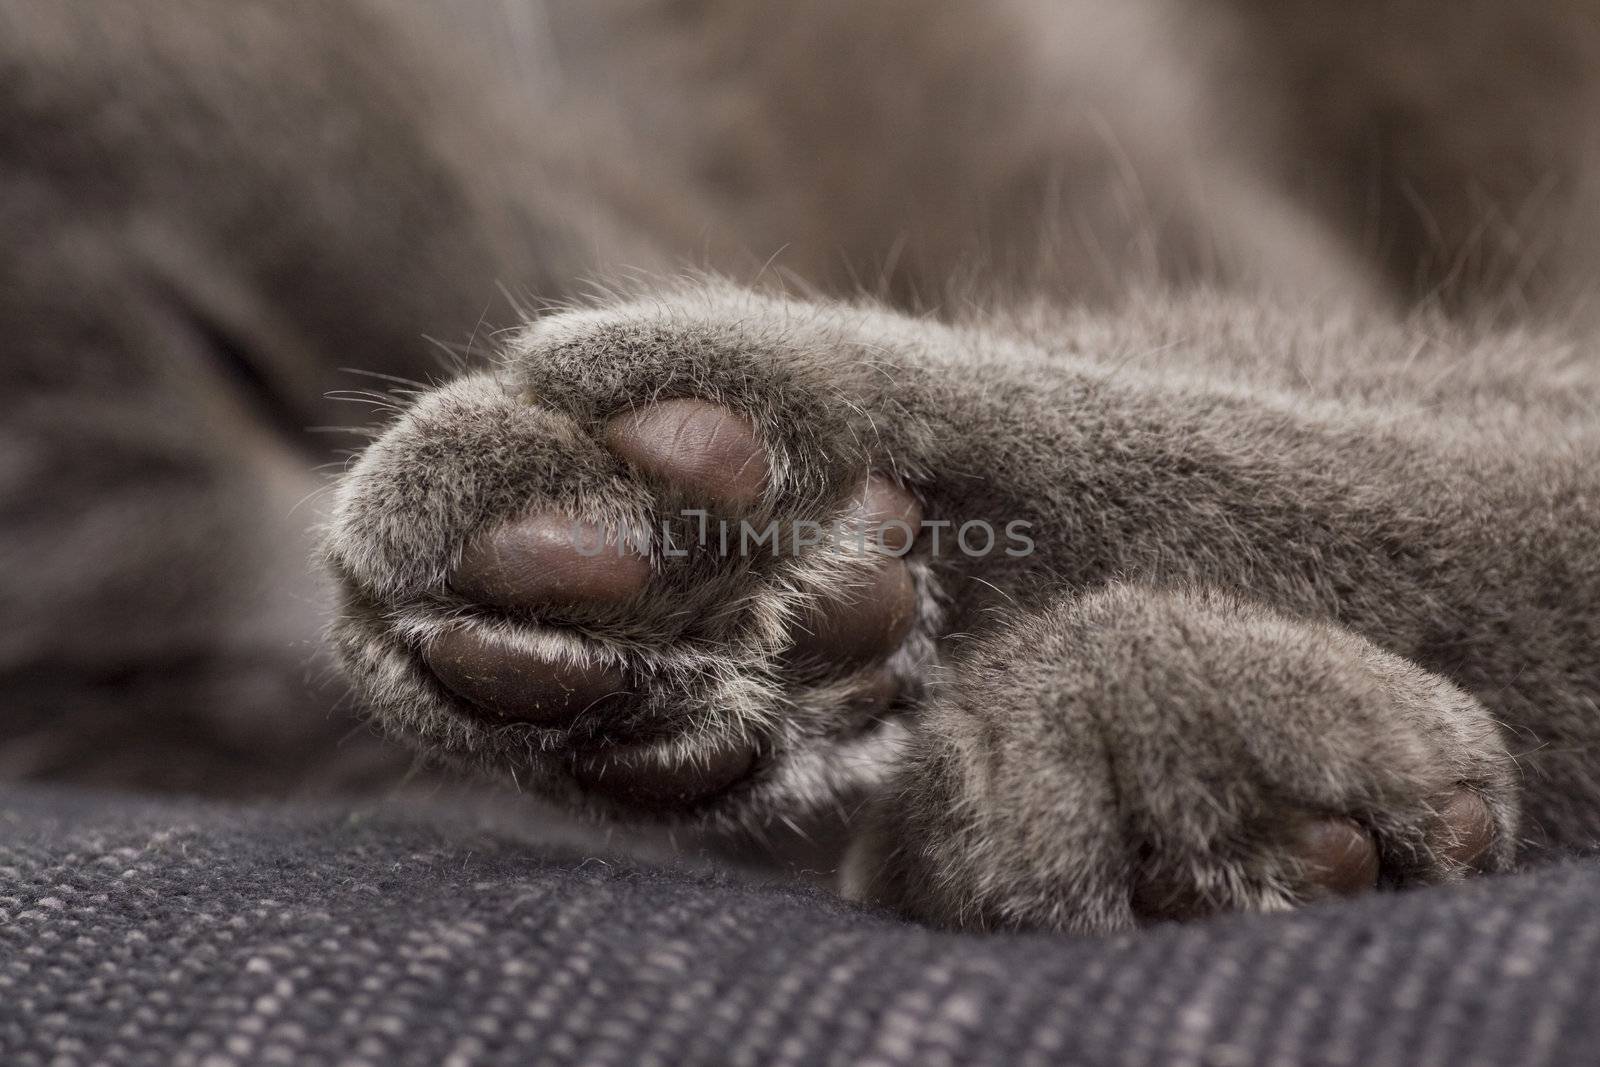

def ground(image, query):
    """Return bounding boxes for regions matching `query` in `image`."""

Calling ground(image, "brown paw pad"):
[781,473,921,667]
[605,399,769,508]
[1428,788,1495,870]
[847,474,923,554]
[1130,817,1380,924]
[789,554,918,666]
[424,628,625,727]
[452,514,650,612]
[572,735,756,808]
[1291,816,1380,899]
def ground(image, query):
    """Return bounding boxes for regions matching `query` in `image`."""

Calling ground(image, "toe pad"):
[606,399,769,508]
[425,628,625,727]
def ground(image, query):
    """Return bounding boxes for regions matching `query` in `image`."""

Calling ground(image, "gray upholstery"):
[3,785,1594,1066]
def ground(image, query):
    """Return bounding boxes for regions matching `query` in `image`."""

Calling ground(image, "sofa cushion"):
[2,785,1595,1066]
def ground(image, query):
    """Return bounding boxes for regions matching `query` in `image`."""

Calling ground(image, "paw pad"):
[604,398,770,508]
[452,515,651,610]
[411,397,925,808]
[1131,788,1497,923]
[572,735,757,807]
[424,628,625,726]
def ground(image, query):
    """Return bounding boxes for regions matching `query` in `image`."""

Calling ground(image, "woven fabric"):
[2,785,1595,1067]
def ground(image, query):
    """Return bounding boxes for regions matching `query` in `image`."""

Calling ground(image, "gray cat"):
[4,0,1599,933]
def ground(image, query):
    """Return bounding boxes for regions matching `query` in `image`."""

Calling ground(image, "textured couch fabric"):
[2,786,1598,1067]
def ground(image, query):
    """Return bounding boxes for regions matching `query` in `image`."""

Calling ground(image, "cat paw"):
[842,584,1519,932]
[323,292,943,826]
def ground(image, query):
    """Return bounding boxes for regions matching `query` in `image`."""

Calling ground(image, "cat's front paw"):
[843,584,1518,932]
[322,289,943,827]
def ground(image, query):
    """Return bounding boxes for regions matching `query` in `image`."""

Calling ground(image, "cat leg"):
[326,283,1600,853]
[843,583,1516,933]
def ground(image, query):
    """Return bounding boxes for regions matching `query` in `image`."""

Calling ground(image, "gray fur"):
[843,584,1518,932]
[5,0,1600,930]
[328,283,1593,928]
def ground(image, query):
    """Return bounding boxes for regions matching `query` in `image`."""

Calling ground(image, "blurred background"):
[1,0,1597,801]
